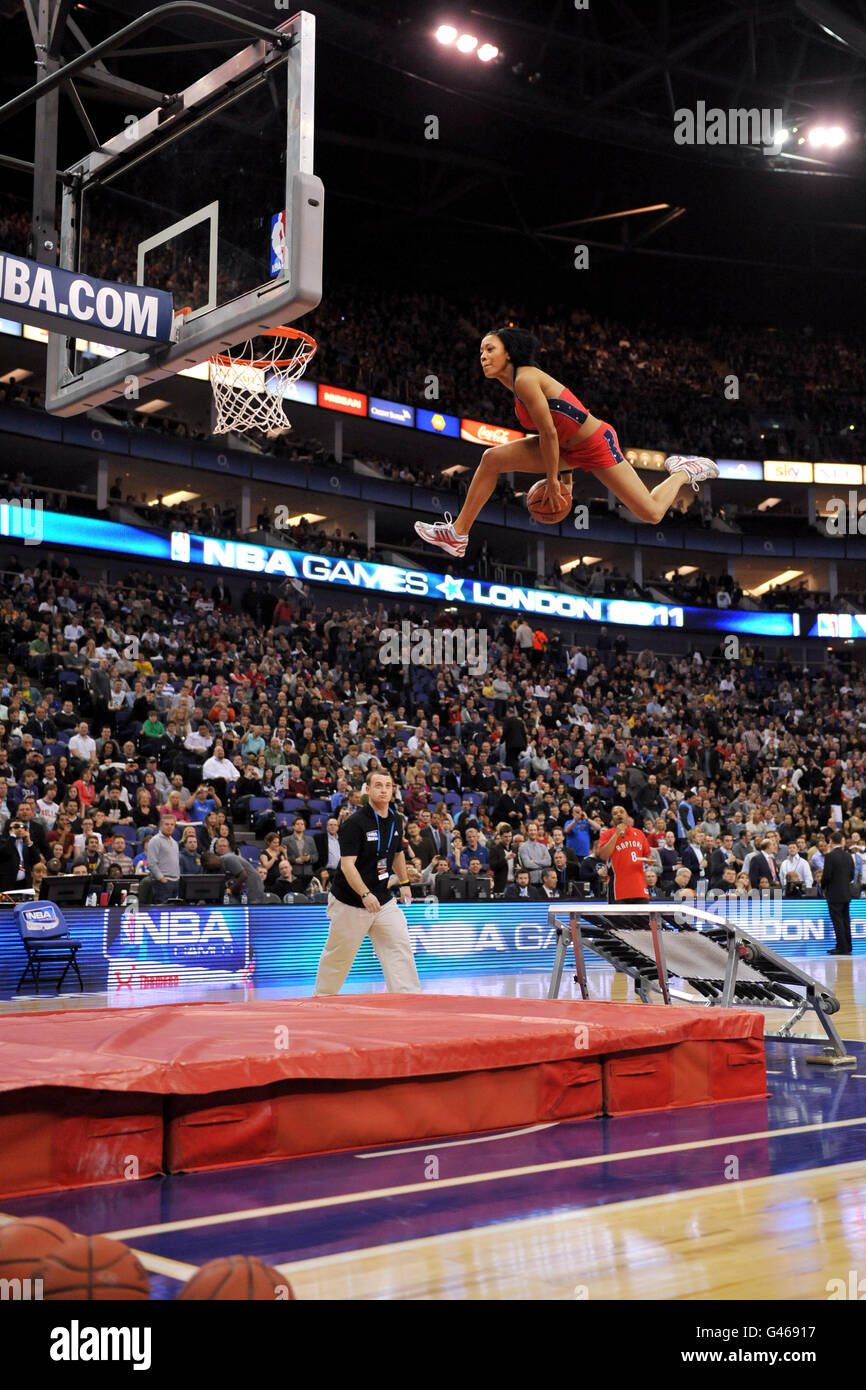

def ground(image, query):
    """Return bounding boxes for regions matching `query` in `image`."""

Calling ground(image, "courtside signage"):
[716,458,764,481]
[317,384,366,415]
[0,253,174,348]
[0,507,808,634]
[814,462,863,486]
[416,408,460,437]
[460,418,525,446]
[764,460,814,484]
[368,397,414,427]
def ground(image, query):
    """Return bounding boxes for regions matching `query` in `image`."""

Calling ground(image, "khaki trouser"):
[313,893,421,995]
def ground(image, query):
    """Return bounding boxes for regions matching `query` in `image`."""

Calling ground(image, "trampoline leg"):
[548,925,567,999]
[805,986,856,1066]
[571,914,590,1000]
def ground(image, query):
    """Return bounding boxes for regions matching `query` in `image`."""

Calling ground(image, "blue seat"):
[239,845,261,863]
[499,768,515,781]
[282,797,308,813]
[111,824,138,846]
[13,901,84,996]
[307,798,330,813]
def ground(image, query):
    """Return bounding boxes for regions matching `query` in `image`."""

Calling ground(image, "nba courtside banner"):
[0,901,862,1000]
[0,253,174,347]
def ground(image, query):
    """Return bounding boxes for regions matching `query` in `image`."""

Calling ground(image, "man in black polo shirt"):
[313,769,420,995]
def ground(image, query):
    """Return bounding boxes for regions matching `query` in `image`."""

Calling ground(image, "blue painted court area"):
[3,1033,865,1299]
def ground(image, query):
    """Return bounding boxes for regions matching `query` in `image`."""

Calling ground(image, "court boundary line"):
[355,1122,559,1157]
[272,1154,866,1280]
[100,1113,866,1241]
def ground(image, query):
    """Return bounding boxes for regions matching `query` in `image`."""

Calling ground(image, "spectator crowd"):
[2,548,866,917]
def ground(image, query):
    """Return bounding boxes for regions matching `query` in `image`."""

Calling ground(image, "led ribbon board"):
[0,507,805,636]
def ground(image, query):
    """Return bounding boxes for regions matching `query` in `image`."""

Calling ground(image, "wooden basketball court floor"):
[2,958,865,1301]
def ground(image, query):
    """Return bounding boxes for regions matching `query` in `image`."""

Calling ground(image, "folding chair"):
[13,900,84,995]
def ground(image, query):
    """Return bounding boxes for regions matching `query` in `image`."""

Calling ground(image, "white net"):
[210,329,317,435]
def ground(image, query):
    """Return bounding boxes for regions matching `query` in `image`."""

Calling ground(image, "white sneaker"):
[414,512,468,557]
[664,455,719,492]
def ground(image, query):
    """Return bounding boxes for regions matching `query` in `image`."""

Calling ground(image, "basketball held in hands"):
[526,476,573,524]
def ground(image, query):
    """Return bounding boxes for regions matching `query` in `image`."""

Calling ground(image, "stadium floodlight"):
[825,125,847,146]
[808,126,827,145]
[456,33,478,52]
[477,43,499,61]
[435,24,457,44]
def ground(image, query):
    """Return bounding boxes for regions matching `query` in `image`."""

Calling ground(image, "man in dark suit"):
[709,832,738,889]
[539,869,561,900]
[0,819,43,891]
[420,814,451,862]
[314,816,343,878]
[24,703,57,744]
[504,868,544,901]
[501,706,527,774]
[749,838,780,890]
[490,781,520,830]
[13,800,50,862]
[551,848,580,897]
[680,839,706,889]
[821,830,855,955]
[488,825,516,895]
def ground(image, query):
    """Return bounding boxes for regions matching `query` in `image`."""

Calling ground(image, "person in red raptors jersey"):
[597,804,652,903]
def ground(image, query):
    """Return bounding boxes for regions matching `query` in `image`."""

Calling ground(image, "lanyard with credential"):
[374,810,395,857]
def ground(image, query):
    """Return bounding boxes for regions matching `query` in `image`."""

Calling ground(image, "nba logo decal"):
[171,531,190,563]
[270,211,287,276]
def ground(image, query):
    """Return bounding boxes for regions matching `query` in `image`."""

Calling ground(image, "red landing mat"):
[0,996,765,1194]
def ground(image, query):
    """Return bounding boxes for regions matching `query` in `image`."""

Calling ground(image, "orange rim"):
[211,326,317,371]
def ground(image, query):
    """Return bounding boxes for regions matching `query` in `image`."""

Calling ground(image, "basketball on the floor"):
[526,477,572,523]
[177,1255,295,1300]
[0,1217,75,1280]
[36,1234,151,1300]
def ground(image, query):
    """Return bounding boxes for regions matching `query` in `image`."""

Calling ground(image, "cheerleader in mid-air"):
[414,326,718,557]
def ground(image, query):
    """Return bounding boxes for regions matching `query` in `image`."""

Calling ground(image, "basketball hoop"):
[208,326,317,435]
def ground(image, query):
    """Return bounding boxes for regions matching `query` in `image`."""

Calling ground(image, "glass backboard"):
[45,10,322,416]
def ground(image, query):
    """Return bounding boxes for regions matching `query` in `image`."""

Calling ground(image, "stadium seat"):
[13,901,84,996]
